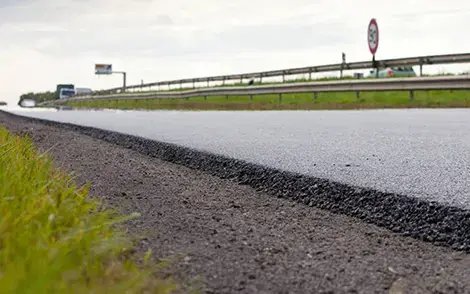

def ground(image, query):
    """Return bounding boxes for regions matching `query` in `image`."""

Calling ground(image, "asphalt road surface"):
[10,108,470,209]
[2,110,470,294]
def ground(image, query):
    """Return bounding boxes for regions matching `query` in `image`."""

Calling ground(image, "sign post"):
[95,64,127,93]
[340,52,346,78]
[367,18,379,77]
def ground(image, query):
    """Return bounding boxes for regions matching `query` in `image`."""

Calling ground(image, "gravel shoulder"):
[1,112,470,294]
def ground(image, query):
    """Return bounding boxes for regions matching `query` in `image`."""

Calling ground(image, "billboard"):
[95,64,112,75]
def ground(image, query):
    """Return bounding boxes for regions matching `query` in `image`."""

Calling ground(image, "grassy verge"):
[66,90,470,111]
[96,73,467,95]
[0,126,176,294]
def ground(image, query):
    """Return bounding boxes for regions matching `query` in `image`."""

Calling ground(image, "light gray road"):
[9,108,470,209]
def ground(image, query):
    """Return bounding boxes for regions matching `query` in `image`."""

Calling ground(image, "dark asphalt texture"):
[2,111,470,293]
[3,109,470,251]
[8,109,470,209]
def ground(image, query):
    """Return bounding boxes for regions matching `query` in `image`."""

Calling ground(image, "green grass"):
[66,89,470,111]
[98,72,468,95]
[0,126,177,294]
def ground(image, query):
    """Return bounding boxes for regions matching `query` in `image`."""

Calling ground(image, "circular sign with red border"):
[368,18,379,55]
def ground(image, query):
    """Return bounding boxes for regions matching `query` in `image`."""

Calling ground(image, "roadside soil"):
[1,112,470,294]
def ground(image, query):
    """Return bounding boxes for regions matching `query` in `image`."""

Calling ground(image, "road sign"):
[367,18,379,55]
[95,64,113,75]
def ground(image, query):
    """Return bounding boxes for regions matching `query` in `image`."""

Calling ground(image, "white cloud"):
[1,0,470,105]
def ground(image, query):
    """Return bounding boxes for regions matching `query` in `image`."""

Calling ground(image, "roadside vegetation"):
[94,72,468,94]
[24,72,470,110]
[65,89,470,111]
[0,126,176,294]
[19,91,56,104]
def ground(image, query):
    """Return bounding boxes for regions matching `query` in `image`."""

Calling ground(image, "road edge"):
[2,109,469,252]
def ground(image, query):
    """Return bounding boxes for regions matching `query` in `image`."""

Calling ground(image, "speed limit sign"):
[368,18,379,55]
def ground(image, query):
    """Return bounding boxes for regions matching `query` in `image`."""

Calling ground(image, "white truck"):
[59,87,92,99]
[59,88,76,99]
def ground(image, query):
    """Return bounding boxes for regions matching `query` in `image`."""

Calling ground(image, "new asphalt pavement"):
[9,108,470,209]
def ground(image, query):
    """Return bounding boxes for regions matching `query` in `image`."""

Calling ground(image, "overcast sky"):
[1,0,470,104]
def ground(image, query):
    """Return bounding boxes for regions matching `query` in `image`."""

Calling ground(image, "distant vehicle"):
[367,66,417,78]
[75,87,93,95]
[19,99,36,108]
[0,101,7,106]
[56,84,74,99]
[59,88,76,99]
[353,72,364,79]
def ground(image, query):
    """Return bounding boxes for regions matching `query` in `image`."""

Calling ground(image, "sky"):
[1,0,470,105]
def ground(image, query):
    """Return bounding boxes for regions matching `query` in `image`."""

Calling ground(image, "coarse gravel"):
[1,110,470,293]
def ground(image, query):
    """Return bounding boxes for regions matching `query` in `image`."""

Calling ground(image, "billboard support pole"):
[113,71,127,93]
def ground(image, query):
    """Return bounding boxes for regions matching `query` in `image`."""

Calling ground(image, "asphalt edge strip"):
[2,110,469,252]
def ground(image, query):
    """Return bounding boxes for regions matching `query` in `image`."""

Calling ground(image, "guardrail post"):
[193,80,196,89]
[204,95,207,100]
[282,74,285,83]
[313,92,318,100]
[222,78,226,86]
[278,93,282,104]
[409,90,414,100]
[309,70,312,80]
[226,95,229,100]
[207,80,209,87]
[260,76,263,83]
[122,72,127,93]
[356,91,360,99]
[250,95,253,102]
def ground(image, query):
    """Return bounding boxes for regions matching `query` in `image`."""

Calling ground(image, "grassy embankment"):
[66,75,470,111]
[0,126,176,294]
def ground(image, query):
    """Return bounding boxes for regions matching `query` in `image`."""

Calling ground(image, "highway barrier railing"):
[41,75,470,106]
[93,52,470,95]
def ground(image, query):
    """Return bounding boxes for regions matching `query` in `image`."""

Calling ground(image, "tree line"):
[19,91,56,104]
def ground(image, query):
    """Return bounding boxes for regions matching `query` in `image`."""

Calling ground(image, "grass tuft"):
[0,126,176,294]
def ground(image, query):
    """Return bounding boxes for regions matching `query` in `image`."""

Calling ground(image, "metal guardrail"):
[95,52,470,94]
[43,75,470,106]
